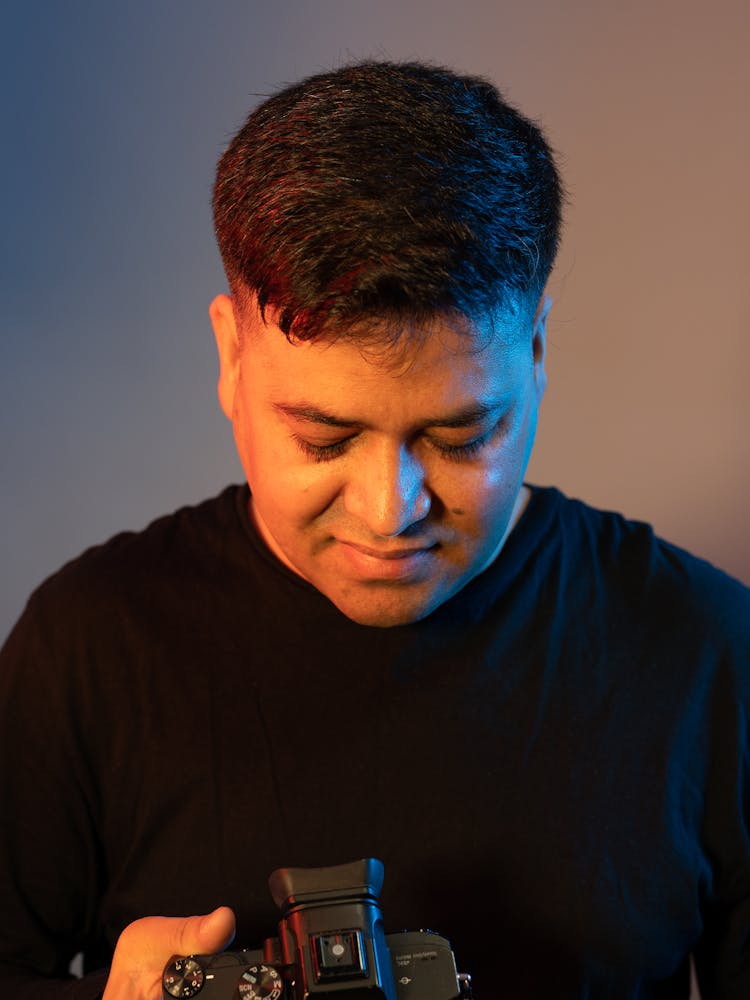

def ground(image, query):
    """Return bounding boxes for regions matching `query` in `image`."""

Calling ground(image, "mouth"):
[342,541,438,560]
[336,539,439,580]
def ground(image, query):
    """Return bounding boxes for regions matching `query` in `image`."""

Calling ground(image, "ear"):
[532,294,551,402]
[209,294,241,420]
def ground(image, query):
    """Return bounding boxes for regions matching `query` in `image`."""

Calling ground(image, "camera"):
[162,857,472,999]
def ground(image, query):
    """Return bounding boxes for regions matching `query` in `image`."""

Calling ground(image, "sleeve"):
[0,590,112,999]
[692,600,750,999]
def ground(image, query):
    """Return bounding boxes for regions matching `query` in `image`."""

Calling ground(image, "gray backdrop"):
[3,0,749,643]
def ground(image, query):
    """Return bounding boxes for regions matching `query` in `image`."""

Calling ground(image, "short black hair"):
[213,60,563,341]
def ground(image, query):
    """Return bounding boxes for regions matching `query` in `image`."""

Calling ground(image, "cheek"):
[248,446,345,527]
[435,465,508,527]
[444,434,531,525]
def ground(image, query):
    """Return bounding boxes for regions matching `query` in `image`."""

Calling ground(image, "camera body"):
[162,858,472,999]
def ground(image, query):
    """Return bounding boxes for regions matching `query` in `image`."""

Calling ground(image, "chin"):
[328,589,442,628]
[339,607,433,628]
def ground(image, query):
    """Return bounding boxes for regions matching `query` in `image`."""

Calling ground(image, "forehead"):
[243,308,534,401]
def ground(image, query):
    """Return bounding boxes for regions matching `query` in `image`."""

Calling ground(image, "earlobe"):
[209,294,241,421]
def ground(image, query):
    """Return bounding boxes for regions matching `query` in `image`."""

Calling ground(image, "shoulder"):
[17,485,251,634]
[0,486,261,719]
[528,485,750,649]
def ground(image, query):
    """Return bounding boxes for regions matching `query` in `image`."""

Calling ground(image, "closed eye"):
[426,412,509,461]
[292,427,497,465]
[427,429,494,462]
[292,434,356,463]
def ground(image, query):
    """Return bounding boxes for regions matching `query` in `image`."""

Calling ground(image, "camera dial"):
[237,964,285,999]
[163,957,205,998]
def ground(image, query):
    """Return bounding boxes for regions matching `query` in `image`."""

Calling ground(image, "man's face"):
[211,298,548,627]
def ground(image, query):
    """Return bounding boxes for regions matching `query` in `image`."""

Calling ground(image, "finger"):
[175,907,237,957]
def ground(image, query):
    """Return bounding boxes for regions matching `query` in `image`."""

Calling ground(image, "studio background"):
[2,0,749,645]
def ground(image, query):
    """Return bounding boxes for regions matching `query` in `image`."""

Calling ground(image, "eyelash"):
[293,436,352,463]
[430,432,492,462]
[292,430,493,464]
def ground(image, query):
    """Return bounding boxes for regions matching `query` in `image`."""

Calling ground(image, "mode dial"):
[237,964,285,999]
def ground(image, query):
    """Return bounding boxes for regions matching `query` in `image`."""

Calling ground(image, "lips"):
[336,539,438,580]
[341,541,437,560]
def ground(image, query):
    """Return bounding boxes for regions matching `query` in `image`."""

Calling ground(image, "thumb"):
[174,906,237,956]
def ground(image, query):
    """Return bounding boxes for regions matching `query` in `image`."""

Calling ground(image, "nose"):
[344,441,431,537]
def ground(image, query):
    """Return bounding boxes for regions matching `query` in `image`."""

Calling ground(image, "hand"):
[102,906,236,1000]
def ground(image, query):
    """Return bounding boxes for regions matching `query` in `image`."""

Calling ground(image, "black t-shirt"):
[1,484,749,998]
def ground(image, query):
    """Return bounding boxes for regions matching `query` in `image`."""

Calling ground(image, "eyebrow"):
[272,400,504,429]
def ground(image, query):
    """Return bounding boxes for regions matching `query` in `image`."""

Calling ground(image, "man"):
[1,60,748,999]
